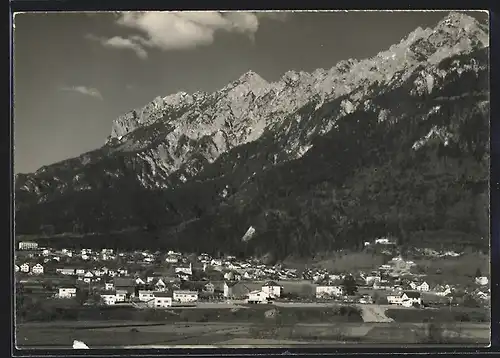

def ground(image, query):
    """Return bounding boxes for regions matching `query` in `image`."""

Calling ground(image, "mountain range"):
[14,12,490,260]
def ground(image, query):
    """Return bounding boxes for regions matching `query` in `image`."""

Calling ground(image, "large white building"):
[138,290,155,302]
[153,292,173,308]
[316,285,343,298]
[18,242,38,250]
[261,281,282,298]
[247,290,268,304]
[173,290,198,303]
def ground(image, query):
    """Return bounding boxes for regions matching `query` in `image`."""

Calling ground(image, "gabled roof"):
[402,291,421,298]
[263,281,279,287]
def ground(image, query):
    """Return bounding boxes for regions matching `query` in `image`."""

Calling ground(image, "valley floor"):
[16,320,489,349]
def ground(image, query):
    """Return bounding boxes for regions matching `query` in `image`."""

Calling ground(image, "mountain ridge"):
[15,12,490,258]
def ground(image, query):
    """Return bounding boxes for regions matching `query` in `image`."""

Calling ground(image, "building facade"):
[58,287,77,299]
[19,242,38,250]
[316,285,343,298]
[173,290,198,303]
[262,281,282,298]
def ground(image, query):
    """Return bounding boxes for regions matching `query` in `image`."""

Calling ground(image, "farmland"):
[15,304,489,349]
[16,320,490,348]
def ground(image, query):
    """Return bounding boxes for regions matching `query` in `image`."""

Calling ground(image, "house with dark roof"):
[113,277,136,296]
[401,291,422,306]
[223,281,251,299]
[152,292,173,308]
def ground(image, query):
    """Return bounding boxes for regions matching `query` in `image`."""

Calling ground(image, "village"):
[15,240,491,311]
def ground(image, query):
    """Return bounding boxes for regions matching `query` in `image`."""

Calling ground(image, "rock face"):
[15,12,490,257]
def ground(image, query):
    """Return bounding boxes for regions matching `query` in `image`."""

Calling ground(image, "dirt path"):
[358,305,394,323]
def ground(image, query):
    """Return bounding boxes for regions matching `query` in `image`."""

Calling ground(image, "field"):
[15,304,490,348]
[16,320,490,348]
[412,252,489,283]
[386,307,490,323]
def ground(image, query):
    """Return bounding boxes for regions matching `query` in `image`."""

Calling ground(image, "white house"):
[101,292,117,305]
[388,292,422,306]
[387,295,404,305]
[56,268,75,276]
[105,282,114,291]
[262,281,282,298]
[83,271,94,283]
[416,282,430,292]
[173,290,198,303]
[316,285,343,298]
[31,264,44,275]
[475,276,489,286]
[20,263,30,273]
[401,291,422,306]
[364,275,381,285]
[115,289,127,302]
[154,279,167,292]
[204,282,215,293]
[135,277,146,285]
[211,259,223,267]
[375,238,392,245]
[107,270,117,277]
[153,292,172,308]
[175,263,192,276]
[14,264,19,273]
[329,274,342,281]
[247,290,268,304]
[58,287,77,299]
[165,255,179,264]
[224,271,242,281]
[435,287,452,296]
[75,268,85,276]
[138,290,155,302]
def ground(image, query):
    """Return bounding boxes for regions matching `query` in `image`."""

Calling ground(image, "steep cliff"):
[15,12,489,257]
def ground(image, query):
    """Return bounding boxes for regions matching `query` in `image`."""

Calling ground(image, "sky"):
[13,10,488,174]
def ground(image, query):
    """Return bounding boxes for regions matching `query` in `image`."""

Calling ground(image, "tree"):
[475,268,482,278]
[341,275,358,296]
[463,295,480,308]
[75,289,89,306]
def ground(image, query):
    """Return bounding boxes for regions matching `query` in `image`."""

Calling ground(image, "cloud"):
[59,86,103,100]
[87,11,289,58]
[86,34,148,59]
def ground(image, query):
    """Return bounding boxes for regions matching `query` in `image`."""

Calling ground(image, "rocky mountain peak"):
[15,12,489,258]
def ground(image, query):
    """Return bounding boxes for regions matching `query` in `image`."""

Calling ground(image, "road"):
[356,304,394,323]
